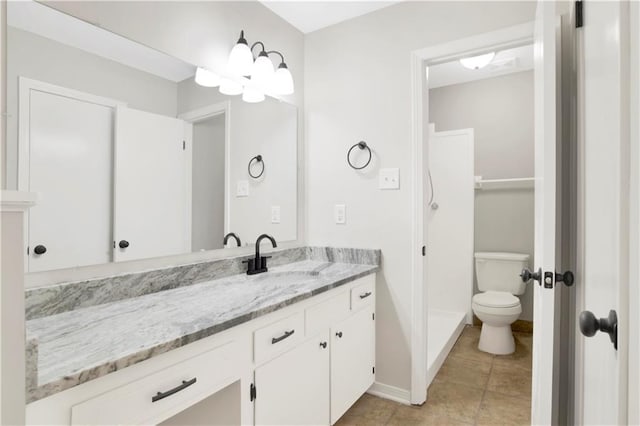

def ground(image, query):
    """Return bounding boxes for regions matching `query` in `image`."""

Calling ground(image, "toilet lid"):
[473,291,520,308]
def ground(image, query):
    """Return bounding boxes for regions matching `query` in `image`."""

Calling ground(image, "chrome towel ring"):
[347,141,372,170]
[248,155,264,179]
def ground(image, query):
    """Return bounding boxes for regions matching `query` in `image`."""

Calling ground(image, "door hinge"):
[422,245,426,256]
[182,140,186,150]
[26,246,29,255]
[372,366,375,374]
[575,0,583,28]
[372,313,375,321]
[250,383,256,401]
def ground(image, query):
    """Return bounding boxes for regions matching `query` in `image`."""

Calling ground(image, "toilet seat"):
[472,291,520,308]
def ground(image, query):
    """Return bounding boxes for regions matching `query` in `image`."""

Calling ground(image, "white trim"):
[629,2,640,423]
[0,191,38,212]
[409,22,534,406]
[178,101,231,238]
[367,382,411,406]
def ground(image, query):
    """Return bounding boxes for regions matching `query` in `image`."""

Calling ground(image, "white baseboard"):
[367,382,412,405]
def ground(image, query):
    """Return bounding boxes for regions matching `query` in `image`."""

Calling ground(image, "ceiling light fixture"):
[459,52,496,70]
[227,30,253,76]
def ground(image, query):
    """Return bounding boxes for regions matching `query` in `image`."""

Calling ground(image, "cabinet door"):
[113,107,189,262]
[255,332,330,426]
[27,90,114,272]
[330,307,375,425]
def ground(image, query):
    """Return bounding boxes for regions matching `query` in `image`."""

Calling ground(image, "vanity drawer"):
[254,312,304,364]
[306,291,350,336]
[350,276,375,311]
[71,340,239,425]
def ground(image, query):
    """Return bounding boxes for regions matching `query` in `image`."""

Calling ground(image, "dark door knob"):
[555,271,575,286]
[520,268,542,283]
[579,309,617,350]
[118,240,130,249]
[33,245,47,255]
[320,342,327,349]
[335,331,343,338]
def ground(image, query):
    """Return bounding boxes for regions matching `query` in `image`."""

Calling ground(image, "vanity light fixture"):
[219,78,243,96]
[194,67,221,87]
[224,30,295,100]
[459,52,496,70]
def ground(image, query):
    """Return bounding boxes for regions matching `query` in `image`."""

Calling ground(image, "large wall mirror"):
[6,1,298,273]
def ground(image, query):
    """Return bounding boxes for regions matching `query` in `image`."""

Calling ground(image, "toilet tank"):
[475,252,530,295]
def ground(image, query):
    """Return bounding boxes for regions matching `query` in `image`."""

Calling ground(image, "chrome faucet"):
[243,234,277,275]
[223,232,242,247]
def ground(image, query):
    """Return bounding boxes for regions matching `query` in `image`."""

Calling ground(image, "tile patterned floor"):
[336,326,532,426]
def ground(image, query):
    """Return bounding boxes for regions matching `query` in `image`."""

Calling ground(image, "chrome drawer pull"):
[152,378,197,402]
[359,292,372,299]
[271,329,295,344]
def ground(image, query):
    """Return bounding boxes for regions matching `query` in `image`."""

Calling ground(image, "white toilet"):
[472,252,530,355]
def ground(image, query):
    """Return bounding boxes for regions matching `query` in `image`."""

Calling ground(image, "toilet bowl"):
[472,291,521,354]
[473,252,529,355]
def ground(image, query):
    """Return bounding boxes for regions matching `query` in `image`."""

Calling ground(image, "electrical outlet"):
[271,206,281,224]
[334,204,346,224]
[379,168,400,190]
[236,180,249,197]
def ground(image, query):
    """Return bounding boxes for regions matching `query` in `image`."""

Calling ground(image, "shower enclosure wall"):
[426,125,475,385]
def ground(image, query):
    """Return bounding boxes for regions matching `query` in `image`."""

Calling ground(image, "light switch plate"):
[379,168,400,190]
[236,180,249,197]
[271,206,281,224]
[334,204,346,224]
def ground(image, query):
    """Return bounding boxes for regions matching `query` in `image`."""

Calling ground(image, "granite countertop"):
[26,259,378,402]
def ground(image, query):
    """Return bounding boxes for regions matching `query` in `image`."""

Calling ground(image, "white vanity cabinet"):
[26,274,376,426]
[254,331,331,426]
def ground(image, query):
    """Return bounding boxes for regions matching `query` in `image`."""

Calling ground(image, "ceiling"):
[8,0,195,82]
[428,44,534,89]
[259,1,402,34]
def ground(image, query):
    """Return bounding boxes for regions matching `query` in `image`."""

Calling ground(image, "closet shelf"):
[474,177,535,190]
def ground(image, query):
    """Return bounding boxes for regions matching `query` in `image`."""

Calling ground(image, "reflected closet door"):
[113,107,190,262]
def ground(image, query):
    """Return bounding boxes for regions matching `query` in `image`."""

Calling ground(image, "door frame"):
[408,22,534,405]
[178,101,231,238]
[629,2,640,423]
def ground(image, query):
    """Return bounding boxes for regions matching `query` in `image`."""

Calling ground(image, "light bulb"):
[459,52,496,70]
[219,78,243,96]
[194,67,221,87]
[242,86,265,103]
[228,31,254,76]
[273,63,294,95]
[250,51,274,88]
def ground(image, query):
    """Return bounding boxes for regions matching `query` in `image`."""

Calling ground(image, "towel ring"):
[347,141,372,170]
[248,155,264,179]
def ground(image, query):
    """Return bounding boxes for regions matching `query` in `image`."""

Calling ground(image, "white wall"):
[305,1,536,392]
[192,114,226,251]
[429,71,535,320]
[228,99,298,244]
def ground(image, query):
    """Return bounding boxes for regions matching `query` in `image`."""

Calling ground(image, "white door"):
[531,1,560,423]
[577,0,628,423]
[427,126,474,319]
[27,90,113,272]
[330,307,375,425]
[254,332,330,426]
[113,107,189,262]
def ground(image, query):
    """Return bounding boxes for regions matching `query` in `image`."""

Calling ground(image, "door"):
[27,89,113,272]
[577,0,629,423]
[113,107,189,262]
[330,307,375,425]
[254,332,330,426]
[531,1,561,423]
[427,126,474,319]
